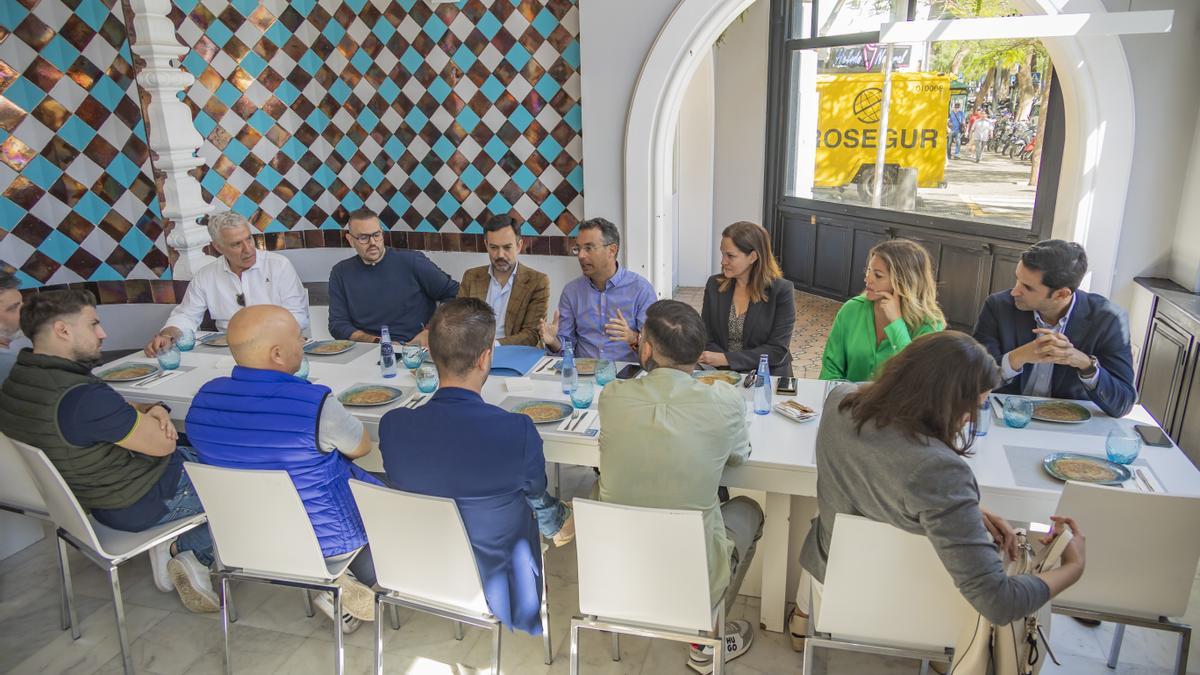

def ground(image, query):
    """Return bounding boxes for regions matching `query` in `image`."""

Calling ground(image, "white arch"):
[623,0,1135,297]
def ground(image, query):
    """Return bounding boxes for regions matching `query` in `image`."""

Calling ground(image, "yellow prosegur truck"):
[815,72,951,201]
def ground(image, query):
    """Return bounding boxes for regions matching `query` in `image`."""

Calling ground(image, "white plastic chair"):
[349,480,553,675]
[13,441,208,675]
[0,431,72,631]
[805,514,974,674]
[569,498,725,675]
[1051,481,1200,675]
[307,305,332,341]
[185,463,360,675]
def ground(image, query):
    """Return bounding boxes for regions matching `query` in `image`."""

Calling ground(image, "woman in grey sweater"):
[790,331,1086,650]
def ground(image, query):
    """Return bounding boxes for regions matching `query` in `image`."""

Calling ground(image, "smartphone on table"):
[776,377,798,395]
[1134,424,1172,447]
[616,364,643,380]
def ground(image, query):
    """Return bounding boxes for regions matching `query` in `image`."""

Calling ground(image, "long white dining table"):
[99,340,1200,633]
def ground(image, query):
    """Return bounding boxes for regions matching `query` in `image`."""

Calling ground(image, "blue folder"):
[489,345,546,376]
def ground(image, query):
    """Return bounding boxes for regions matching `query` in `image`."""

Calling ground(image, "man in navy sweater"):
[328,209,459,345]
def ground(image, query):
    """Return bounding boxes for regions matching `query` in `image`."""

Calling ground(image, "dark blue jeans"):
[149,447,214,565]
[526,491,569,538]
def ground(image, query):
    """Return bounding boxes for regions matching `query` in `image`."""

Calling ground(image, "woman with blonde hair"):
[699,221,797,376]
[819,238,945,381]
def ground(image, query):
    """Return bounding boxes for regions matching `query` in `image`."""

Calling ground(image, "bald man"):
[184,305,382,633]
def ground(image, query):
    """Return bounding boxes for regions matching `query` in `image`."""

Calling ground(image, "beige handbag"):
[950,529,1072,675]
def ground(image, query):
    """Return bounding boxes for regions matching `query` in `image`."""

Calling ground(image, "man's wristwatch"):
[1079,356,1099,378]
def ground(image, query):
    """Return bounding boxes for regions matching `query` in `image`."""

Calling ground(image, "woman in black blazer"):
[699,221,796,376]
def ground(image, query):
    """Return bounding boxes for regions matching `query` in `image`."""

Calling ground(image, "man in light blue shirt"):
[0,270,27,383]
[539,218,657,361]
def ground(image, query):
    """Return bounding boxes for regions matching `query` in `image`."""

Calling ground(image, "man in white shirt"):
[144,213,309,356]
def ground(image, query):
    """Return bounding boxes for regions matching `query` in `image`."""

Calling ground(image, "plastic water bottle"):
[975,396,992,436]
[753,355,772,415]
[561,340,578,394]
[379,326,397,379]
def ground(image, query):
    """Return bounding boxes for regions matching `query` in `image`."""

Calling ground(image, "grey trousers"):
[720,496,765,614]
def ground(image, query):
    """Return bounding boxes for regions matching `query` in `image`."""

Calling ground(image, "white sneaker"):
[149,540,175,593]
[687,619,754,674]
[166,551,220,613]
[314,592,362,634]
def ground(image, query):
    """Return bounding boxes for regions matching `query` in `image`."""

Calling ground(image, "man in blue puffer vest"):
[185,305,382,633]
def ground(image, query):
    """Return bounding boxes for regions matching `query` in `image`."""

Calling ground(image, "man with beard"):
[0,268,30,383]
[456,215,549,346]
[144,212,310,356]
[328,208,459,346]
[596,299,763,673]
[0,290,218,612]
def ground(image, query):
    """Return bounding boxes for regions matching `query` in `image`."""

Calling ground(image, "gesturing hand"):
[539,311,561,351]
[876,291,902,324]
[604,308,638,346]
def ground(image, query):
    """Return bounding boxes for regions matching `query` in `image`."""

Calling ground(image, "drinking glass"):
[176,328,195,351]
[156,344,181,371]
[415,364,439,393]
[1002,397,1034,428]
[1106,428,1142,465]
[402,345,425,370]
[594,359,616,386]
[295,356,310,381]
[570,380,594,409]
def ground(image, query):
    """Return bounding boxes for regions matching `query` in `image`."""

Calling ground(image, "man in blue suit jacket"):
[378,298,570,635]
[973,240,1136,418]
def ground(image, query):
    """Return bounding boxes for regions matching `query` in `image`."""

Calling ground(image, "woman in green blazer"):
[819,239,945,381]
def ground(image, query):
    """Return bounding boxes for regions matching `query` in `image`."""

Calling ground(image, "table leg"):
[759,492,790,633]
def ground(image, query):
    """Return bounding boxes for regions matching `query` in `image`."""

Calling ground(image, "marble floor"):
[1,465,1195,674]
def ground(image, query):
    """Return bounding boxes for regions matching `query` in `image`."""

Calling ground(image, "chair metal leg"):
[302,588,315,617]
[57,537,79,640]
[1176,625,1191,675]
[541,551,553,665]
[222,578,238,624]
[108,567,133,675]
[333,588,345,675]
[803,636,816,675]
[389,603,401,630]
[569,620,581,675]
[610,631,620,661]
[220,577,233,675]
[374,595,384,675]
[454,620,465,640]
[490,624,502,675]
[554,463,561,499]
[919,659,930,675]
[1107,623,1125,668]
[714,602,726,675]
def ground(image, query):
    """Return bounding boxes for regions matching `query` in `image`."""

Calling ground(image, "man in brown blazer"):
[458,216,550,346]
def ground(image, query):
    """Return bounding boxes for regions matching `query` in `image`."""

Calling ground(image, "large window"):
[768,0,1064,238]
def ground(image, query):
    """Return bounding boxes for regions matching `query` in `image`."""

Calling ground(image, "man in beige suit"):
[458,216,549,346]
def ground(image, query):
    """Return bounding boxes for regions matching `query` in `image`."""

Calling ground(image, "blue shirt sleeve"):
[57,383,138,447]
[520,416,548,497]
[413,252,461,302]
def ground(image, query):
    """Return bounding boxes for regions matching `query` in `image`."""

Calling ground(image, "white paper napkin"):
[529,356,559,378]
[556,409,598,435]
[505,377,534,394]
[398,392,431,409]
[1122,465,1166,493]
[131,369,186,389]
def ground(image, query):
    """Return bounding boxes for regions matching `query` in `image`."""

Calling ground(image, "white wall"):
[1106,0,1200,304]
[674,51,717,288]
[578,0,681,236]
[712,0,770,269]
[1170,99,1200,293]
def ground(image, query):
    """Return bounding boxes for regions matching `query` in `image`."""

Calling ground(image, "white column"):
[128,0,213,280]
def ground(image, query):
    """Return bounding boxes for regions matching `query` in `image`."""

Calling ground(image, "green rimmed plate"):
[692,370,742,386]
[1032,400,1092,424]
[338,385,404,407]
[1042,452,1131,486]
[304,339,355,355]
[98,363,159,382]
[512,400,573,424]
